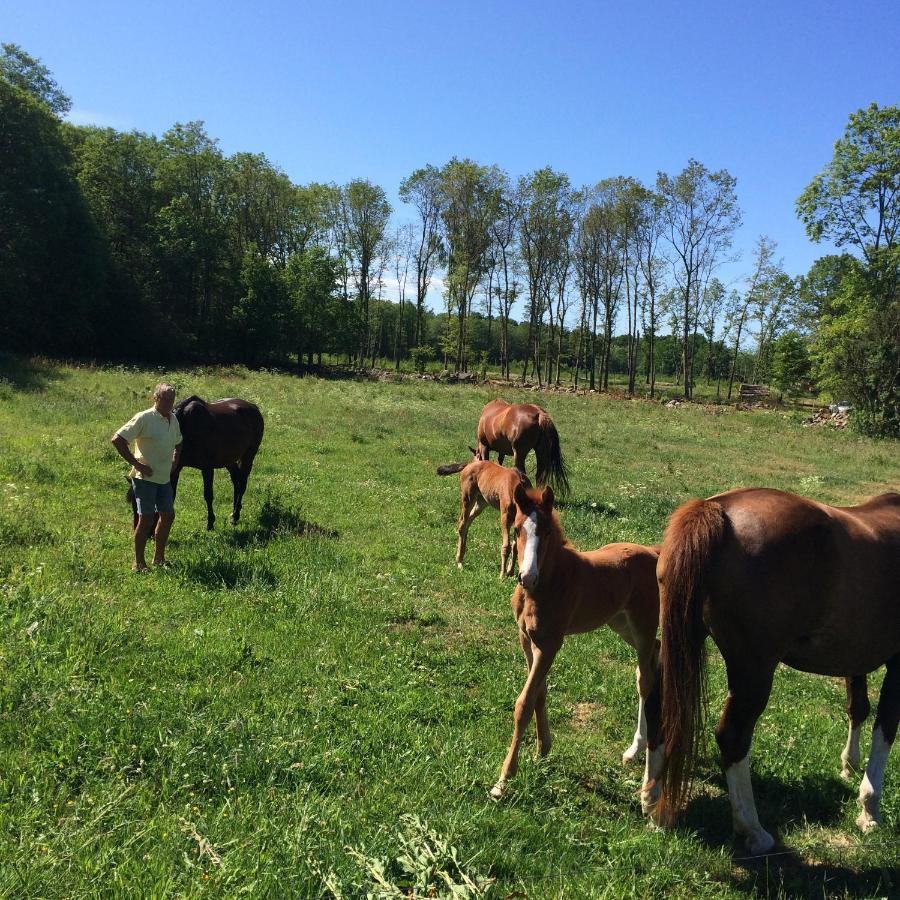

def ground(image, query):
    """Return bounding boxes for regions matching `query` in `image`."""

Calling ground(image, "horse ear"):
[541,486,555,509]
[514,482,529,509]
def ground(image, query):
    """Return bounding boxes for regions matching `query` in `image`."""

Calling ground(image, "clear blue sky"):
[7,0,900,311]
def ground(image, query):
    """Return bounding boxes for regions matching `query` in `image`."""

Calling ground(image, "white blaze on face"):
[518,512,540,587]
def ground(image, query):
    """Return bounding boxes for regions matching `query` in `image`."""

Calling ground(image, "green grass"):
[0,356,898,898]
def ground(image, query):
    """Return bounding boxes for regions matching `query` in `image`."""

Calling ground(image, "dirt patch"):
[571,701,602,729]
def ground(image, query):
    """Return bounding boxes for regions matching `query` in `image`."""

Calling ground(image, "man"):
[112,383,183,572]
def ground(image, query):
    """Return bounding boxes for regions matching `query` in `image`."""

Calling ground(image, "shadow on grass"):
[0,353,67,392]
[223,494,338,549]
[677,770,897,896]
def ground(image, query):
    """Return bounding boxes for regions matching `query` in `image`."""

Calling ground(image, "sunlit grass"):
[0,357,897,897]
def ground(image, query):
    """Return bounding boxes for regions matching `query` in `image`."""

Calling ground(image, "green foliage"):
[798,104,900,437]
[0,42,71,115]
[771,330,811,397]
[810,253,900,437]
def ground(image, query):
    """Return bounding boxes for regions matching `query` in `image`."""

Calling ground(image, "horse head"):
[513,483,555,589]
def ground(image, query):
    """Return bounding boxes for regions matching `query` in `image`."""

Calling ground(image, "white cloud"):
[66,108,134,130]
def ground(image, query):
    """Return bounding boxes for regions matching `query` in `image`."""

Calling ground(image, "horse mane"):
[174,395,206,416]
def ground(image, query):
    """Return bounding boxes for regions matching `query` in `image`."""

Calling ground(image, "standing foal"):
[437,457,531,577]
[491,484,661,800]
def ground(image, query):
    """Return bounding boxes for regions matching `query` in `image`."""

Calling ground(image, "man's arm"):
[171,442,182,477]
[111,434,152,477]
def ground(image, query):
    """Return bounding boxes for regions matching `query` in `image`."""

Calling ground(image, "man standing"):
[112,383,183,571]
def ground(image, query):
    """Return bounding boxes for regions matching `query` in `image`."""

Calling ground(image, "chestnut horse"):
[650,487,900,854]
[476,399,570,496]
[127,396,264,530]
[437,456,531,576]
[491,484,661,801]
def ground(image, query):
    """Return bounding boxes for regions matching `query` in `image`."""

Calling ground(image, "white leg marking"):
[623,669,647,764]
[725,756,775,854]
[518,512,539,588]
[857,726,891,832]
[841,724,861,780]
[641,744,664,818]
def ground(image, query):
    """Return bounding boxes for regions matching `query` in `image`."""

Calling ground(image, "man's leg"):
[134,514,155,571]
[152,482,176,565]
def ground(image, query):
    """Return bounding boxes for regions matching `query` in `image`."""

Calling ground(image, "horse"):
[649,487,900,854]
[475,399,570,496]
[127,396,264,531]
[437,453,531,577]
[490,483,661,801]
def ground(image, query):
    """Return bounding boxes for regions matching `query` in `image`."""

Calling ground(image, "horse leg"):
[491,632,561,799]
[497,453,505,466]
[456,495,484,568]
[841,675,869,779]
[500,504,516,578]
[857,653,900,832]
[230,448,257,525]
[227,464,246,526]
[202,468,215,530]
[716,658,777,854]
[512,446,528,479]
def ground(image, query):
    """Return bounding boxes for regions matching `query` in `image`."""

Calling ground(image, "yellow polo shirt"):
[116,407,182,484]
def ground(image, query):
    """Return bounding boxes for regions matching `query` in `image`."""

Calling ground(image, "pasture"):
[0,357,898,898]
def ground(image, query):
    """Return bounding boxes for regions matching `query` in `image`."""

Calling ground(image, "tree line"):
[1,44,896,434]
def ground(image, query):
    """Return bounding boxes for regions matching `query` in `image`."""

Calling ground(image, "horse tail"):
[656,498,726,824]
[536,412,570,496]
[436,462,467,476]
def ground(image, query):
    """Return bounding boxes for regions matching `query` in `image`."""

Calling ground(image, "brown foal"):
[491,484,661,800]
[437,457,531,576]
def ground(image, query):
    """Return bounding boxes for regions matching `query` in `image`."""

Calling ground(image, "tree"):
[771,331,811,398]
[340,179,391,365]
[0,43,71,116]
[657,160,741,399]
[797,103,900,435]
[438,159,501,373]
[0,80,105,355]
[284,246,341,365]
[399,166,445,349]
[797,103,898,270]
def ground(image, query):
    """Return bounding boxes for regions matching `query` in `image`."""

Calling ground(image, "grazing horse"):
[437,455,531,577]
[491,484,661,800]
[475,399,570,496]
[127,396,264,530]
[649,487,900,854]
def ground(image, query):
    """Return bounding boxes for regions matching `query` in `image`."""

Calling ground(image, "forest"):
[1,43,897,434]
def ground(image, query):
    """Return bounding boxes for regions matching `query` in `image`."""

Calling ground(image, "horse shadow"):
[0,353,67,392]
[222,497,338,549]
[678,770,898,896]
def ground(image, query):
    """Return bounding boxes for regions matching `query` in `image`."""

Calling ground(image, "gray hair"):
[153,382,176,400]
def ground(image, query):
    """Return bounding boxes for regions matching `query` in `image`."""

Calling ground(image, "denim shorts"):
[131,478,175,515]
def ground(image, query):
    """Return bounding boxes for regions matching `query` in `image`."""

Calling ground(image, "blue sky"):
[7,0,899,314]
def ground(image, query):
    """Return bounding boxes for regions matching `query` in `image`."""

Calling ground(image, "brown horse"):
[127,396,264,530]
[650,487,900,854]
[476,399,570,495]
[491,484,661,800]
[437,456,531,577]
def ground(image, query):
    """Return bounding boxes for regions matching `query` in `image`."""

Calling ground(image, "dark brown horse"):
[437,456,531,577]
[649,487,900,854]
[475,399,570,495]
[128,396,264,530]
[491,484,661,800]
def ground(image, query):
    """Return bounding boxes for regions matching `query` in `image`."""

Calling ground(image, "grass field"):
[0,356,898,898]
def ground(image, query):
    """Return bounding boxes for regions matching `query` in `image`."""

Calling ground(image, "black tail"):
[437,462,468,476]
[535,413,570,496]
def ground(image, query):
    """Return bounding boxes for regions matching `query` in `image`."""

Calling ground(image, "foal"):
[491,484,661,799]
[437,456,530,576]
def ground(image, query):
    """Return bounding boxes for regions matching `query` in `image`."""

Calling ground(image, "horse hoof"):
[856,810,881,832]
[622,740,646,765]
[457,562,463,569]
[489,780,506,801]
[744,828,776,855]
